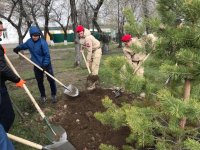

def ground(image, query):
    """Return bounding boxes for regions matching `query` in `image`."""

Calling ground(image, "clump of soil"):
[52,88,134,150]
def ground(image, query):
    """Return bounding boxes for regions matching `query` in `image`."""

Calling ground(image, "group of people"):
[0,23,59,149]
[0,23,104,149]
[0,19,148,148]
[0,21,22,150]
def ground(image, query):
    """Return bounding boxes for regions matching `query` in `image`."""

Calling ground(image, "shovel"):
[81,51,91,74]
[4,54,74,147]
[133,52,151,75]
[80,44,96,74]
[81,51,98,90]
[7,133,75,150]
[18,52,79,97]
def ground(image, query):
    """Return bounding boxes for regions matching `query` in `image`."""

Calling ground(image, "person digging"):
[0,21,25,133]
[76,25,102,90]
[121,34,146,98]
[13,26,57,103]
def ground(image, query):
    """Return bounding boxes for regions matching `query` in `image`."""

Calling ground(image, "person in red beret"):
[121,34,146,76]
[76,25,102,90]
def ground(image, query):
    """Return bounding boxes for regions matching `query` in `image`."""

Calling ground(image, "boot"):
[51,95,57,103]
[86,75,100,90]
[40,97,47,103]
[87,82,96,90]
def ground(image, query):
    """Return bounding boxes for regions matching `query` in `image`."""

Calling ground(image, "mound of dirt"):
[52,88,134,150]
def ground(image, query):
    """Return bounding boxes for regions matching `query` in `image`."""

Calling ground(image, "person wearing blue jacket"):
[0,124,15,150]
[13,26,57,103]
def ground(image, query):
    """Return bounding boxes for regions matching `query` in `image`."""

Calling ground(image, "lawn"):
[6,43,123,149]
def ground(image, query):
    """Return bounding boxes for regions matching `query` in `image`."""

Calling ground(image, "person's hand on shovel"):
[80,48,84,53]
[13,47,21,54]
[16,79,26,88]
[41,65,48,72]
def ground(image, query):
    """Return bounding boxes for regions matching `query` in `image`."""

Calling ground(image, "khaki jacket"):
[123,38,146,64]
[79,29,101,62]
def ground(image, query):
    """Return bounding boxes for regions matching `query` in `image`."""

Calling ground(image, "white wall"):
[1,20,31,44]
[1,20,18,44]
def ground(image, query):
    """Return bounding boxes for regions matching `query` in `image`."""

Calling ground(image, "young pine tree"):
[95,1,200,149]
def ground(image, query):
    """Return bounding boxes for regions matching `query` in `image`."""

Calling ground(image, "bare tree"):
[117,0,129,48]
[24,0,45,38]
[51,0,71,45]
[86,0,105,33]
[77,0,92,28]
[0,0,32,44]
[43,0,54,41]
[83,0,91,28]
[131,0,156,34]
[70,0,82,67]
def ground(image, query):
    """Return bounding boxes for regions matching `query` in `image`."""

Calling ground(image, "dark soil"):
[52,88,134,150]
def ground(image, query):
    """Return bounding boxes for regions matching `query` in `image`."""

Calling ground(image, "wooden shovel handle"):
[7,133,43,149]
[81,51,91,74]
[18,52,67,89]
[133,52,151,75]
[4,54,45,119]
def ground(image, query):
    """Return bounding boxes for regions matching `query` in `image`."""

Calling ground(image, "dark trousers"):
[0,89,15,132]
[33,63,57,97]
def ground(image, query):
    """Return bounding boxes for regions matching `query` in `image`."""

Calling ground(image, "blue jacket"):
[0,124,15,150]
[17,26,51,67]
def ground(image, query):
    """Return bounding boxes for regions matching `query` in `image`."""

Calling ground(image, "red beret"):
[76,25,84,32]
[121,34,132,42]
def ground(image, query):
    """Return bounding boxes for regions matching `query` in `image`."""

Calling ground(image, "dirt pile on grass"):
[52,88,134,150]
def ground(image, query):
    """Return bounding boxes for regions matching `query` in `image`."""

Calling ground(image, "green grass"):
[6,43,123,149]
[49,43,75,49]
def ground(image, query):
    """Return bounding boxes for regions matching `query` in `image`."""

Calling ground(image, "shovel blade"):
[44,141,76,150]
[45,125,67,143]
[64,84,79,97]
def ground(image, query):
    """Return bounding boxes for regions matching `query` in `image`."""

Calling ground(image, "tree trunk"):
[142,0,150,34]
[84,0,90,29]
[63,30,68,45]
[179,79,191,129]
[17,30,24,44]
[44,0,52,40]
[74,35,82,66]
[118,16,125,48]
[64,16,70,41]
[44,1,49,40]
[91,0,104,33]
[70,0,81,66]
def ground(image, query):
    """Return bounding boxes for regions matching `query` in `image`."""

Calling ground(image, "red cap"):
[121,34,132,42]
[76,25,84,32]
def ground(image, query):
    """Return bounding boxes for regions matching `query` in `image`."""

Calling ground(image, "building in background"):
[0,19,115,45]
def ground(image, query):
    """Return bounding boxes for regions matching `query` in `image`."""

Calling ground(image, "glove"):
[16,79,26,88]
[13,47,21,54]
[41,65,48,72]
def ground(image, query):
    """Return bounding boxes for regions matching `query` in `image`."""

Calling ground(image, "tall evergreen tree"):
[96,1,200,149]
